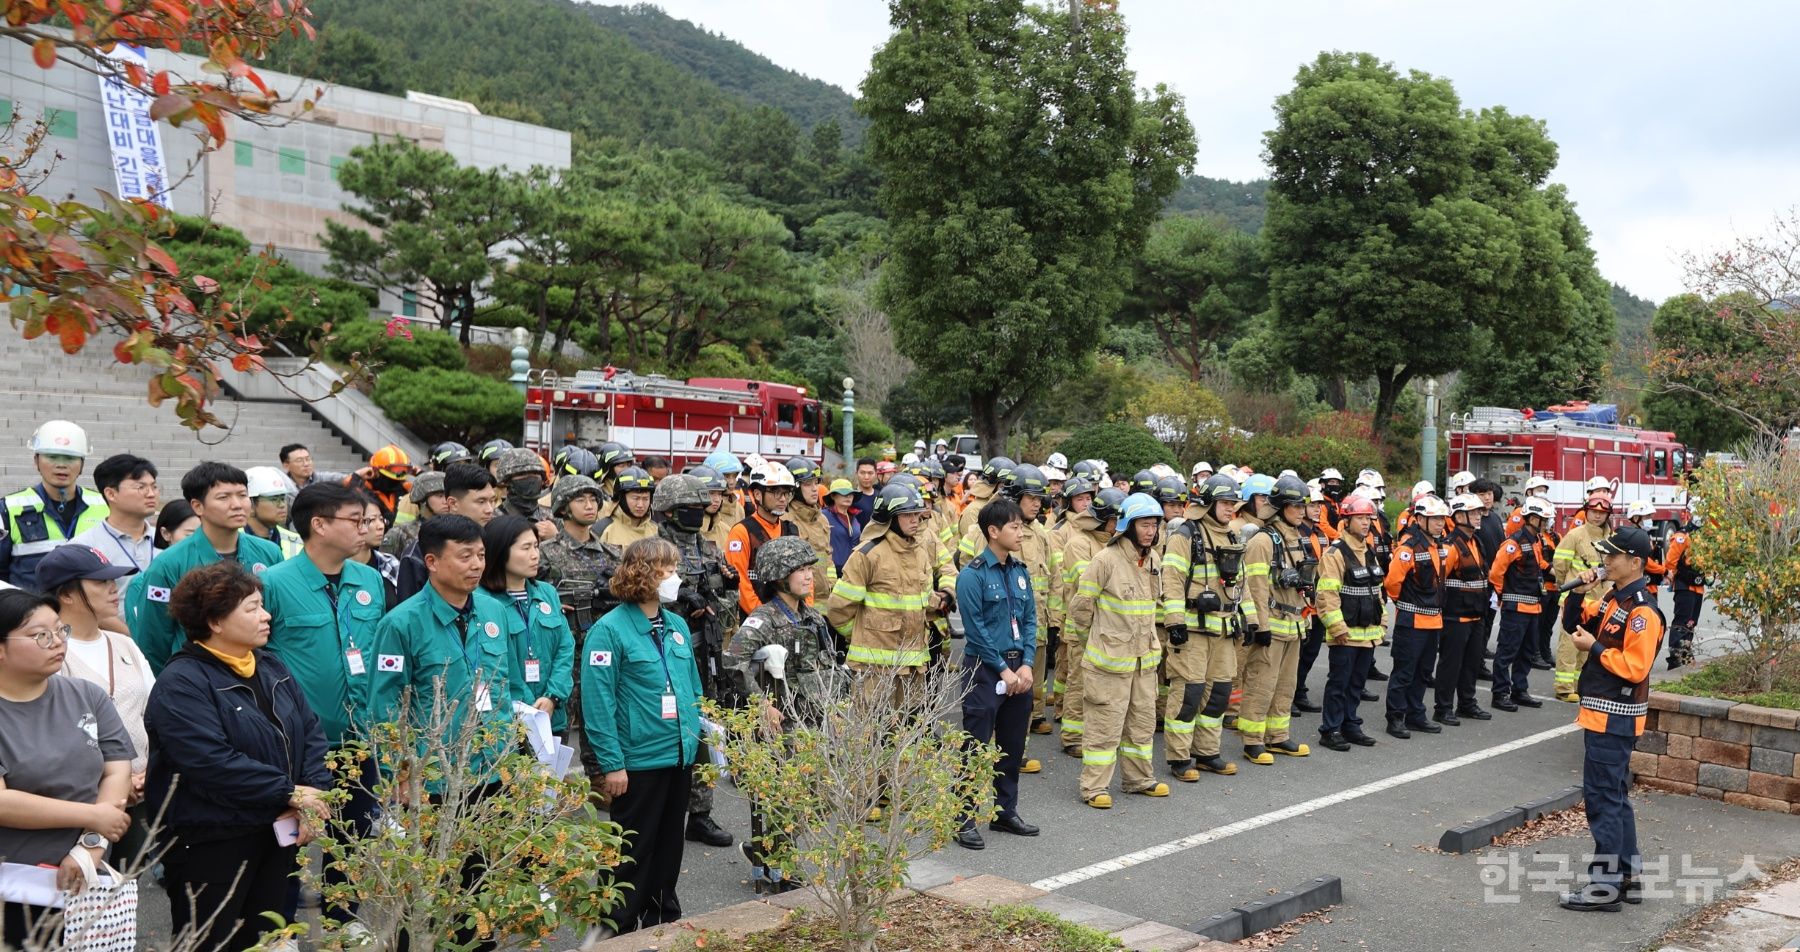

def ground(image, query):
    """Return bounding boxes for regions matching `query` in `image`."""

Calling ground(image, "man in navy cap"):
[1560,524,1663,913]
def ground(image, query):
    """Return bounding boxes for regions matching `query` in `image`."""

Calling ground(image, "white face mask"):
[657,572,682,604]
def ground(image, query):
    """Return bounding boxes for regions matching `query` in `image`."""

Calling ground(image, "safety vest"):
[1576,579,1664,718]
[1498,528,1544,610]
[1444,528,1488,619]
[1392,526,1447,626]
[253,524,303,561]
[1328,539,1384,631]
[4,487,109,557]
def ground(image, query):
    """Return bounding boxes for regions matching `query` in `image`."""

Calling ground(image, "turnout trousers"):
[1237,636,1300,746]
[1161,632,1236,761]
[1079,662,1159,800]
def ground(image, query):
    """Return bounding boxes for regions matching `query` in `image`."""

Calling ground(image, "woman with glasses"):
[0,588,136,946]
[348,493,401,608]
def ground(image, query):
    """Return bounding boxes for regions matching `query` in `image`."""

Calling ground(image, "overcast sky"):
[635,0,1800,303]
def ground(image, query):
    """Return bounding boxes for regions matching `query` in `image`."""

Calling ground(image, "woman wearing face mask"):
[480,516,574,731]
[579,536,702,938]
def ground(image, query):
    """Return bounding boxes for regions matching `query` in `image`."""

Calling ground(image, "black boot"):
[1366,666,1388,682]
[1343,730,1378,746]
[1406,716,1442,734]
[1492,693,1519,713]
[1385,716,1411,740]
[1293,694,1322,714]
[1433,708,1461,727]
[1318,730,1352,752]
[686,813,734,847]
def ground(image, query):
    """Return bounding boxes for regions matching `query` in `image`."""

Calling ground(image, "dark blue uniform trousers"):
[1320,644,1375,736]
[1583,727,1640,886]
[961,654,1031,826]
[1493,610,1536,698]
[1385,623,1438,722]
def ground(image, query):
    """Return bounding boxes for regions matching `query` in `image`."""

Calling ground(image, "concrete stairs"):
[0,325,367,489]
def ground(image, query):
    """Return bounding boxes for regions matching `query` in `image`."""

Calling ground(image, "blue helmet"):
[1113,492,1164,540]
[1240,473,1276,500]
[703,450,742,476]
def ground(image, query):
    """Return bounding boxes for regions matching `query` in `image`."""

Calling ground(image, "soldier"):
[493,448,556,540]
[536,474,617,796]
[722,537,839,894]
[1159,473,1247,780]
[1056,487,1124,757]
[380,471,449,558]
[652,473,738,848]
[1237,475,1314,764]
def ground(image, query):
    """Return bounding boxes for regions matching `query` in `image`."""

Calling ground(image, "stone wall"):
[1632,691,1800,815]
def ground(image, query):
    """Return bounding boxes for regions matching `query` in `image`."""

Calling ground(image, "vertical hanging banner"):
[97,45,173,210]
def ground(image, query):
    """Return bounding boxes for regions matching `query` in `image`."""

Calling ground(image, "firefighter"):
[1159,473,1247,779]
[477,438,514,476]
[1153,475,1188,529]
[783,457,840,599]
[1505,476,1554,534]
[1057,487,1124,757]
[701,451,746,526]
[1553,497,1616,702]
[341,445,414,529]
[1222,473,1275,729]
[1434,493,1492,724]
[1291,484,1331,714]
[1663,505,1704,669]
[1046,475,1096,718]
[1623,500,1665,597]
[430,441,476,472]
[725,464,801,614]
[1313,490,1385,751]
[1489,496,1554,710]
[958,457,1016,538]
[1068,493,1171,807]
[1317,467,1346,537]
[594,441,637,516]
[1237,475,1314,764]
[995,465,1059,741]
[598,467,659,550]
[1559,525,1664,913]
[1384,495,1453,739]
[1395,480,1436,534]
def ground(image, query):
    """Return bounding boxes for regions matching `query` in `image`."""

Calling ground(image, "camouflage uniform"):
[536,476,615,789]
[380,471,445,557]
[494,448,554,523]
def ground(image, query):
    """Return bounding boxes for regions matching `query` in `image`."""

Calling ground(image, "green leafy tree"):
[1125,215,1267,381]
[1643,293,1758,452]
[1126,376,1233,470]
[862,0,1195,456]
[1262,52,1610,440]
[322,140,526,345]
[160,215,371,346]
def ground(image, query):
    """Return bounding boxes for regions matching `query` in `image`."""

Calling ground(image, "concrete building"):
[1,37,571,317]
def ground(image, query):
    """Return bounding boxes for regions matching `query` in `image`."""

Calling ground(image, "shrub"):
[326,320,468,372]
[1227,432,1383,482]
[1058,421,1176,476]
[1127,377,1233,471]
[1684,446,1800,694]
[373,367,523,445]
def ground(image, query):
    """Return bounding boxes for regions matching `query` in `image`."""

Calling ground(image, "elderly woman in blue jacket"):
[146,562,331,952]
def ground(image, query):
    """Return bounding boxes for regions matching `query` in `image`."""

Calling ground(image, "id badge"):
[345,649,366,676]
[1011,618,1022,643]
[661,693,678,720]
[524,659,541,684]
[475,683,494,713]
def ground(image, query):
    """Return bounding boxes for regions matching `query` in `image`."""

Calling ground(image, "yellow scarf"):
[199,641,256,679]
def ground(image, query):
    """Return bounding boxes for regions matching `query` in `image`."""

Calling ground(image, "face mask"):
[509,477,545,501]
[657,572,682,604]
[675,507,707,530]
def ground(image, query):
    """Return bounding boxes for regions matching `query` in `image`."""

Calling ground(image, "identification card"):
[1011,618,1022,642]
[661,693,678,720]
[345,649,366,676]
[475,683,494,713]
[524,659,541,683]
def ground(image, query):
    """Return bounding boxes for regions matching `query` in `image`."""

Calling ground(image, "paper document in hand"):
[0,861,65,909]
[512,701,558,766]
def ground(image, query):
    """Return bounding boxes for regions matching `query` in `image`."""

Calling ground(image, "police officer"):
[1560,525,1664,913]
[1489,497,1554,711]
[2,420,109,590]
[653,473,738,849]
[722,536,839,894]
[1068,493,1170,807]
[1159,474,1247,779]
[1056,487,1124,757]
[1383,495,1453,739]
[1237,475,1313,764]
[1313,490,1384,751]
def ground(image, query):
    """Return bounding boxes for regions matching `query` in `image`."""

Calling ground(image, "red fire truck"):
[1447,403,1692,530]
[522,369,827,470]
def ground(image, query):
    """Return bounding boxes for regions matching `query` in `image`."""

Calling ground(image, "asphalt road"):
[129,598,1794,952]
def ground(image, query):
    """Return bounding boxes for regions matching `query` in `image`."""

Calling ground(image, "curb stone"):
[1439,807,1527,853]
[1232,875,1343,935]
[1517,785,1583,821]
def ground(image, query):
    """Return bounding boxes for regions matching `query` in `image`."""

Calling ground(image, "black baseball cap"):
[36,545,136,590]
[1594,525,1654,559]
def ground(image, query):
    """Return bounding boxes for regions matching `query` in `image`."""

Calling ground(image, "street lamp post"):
[1422,377,1439,488]
[842,377,855,471]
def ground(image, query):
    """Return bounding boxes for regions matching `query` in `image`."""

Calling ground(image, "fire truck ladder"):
[1451,407,1638,440]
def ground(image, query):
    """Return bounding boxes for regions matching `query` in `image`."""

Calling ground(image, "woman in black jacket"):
[145,562,332,952]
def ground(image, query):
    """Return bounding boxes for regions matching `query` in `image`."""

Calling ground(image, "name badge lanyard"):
[103,522,144,572]
[328,580,366,676]
[512,597,542,683]
[647,613,680,720]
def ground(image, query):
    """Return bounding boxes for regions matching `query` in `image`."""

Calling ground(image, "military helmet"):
[1152,474,1187,505]
[784,456,822,484]
[1007,463,1050,499]
[652,473,711,513]
[753,536,818,584]
[430,442,473,470]
[551,475,601,516]
[553,445,600,480]
[596,441,635,469]
[1271,474,1309,508]
[871,481,927,519]
[686,464,728,492]
[495,448,546,482]
[1091,487,1128,524]
[614,466,655,494]
[409,471,447,504]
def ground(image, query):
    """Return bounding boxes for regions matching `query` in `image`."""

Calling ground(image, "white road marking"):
[1030,722,1584,891]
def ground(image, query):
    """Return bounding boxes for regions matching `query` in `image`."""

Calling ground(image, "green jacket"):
[580,603,702,774]
[483,582,575,732]
[261,552,387,745]
[367,584,514,781]
[129,529,284,674]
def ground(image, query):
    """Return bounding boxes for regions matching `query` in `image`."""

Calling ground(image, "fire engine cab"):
[523,369,826,470]
[1448,403,1691,529]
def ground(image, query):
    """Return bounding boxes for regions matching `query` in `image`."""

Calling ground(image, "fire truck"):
[1447,403,1692,531]
[522,369,827,470]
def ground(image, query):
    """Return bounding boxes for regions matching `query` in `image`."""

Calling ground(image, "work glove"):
[1254,628,1273,648]
[1166,623,1188,647]
[1242,625,1262,648]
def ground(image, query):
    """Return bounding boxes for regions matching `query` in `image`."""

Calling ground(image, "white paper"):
[0,861,65,909]
[700,717,729,772]
[513,701,558,767]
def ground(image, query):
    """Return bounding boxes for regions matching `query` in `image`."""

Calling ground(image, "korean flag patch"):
[377,654,405,672]
[147,585,171,603]
[741,616,764,630]
[728,539,744,553]
[590,650,613,667]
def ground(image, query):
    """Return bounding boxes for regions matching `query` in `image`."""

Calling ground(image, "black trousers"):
[1671,590,1703,659]
[1434,617,1483,711]
[1320,644,1375,736]
[610,765,691,933]
[960,654,1032,825]
[164,828,300,952]
[1535,590,1561,660]
[1294,617,1325,700]
[1493,609,1537,698]
[1385,623,1438,722]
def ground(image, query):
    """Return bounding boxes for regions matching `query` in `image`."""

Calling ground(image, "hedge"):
[373,367,523,445]
[325,320,468,372]
[1058,422,1176,477]
[1226,433,1383,482]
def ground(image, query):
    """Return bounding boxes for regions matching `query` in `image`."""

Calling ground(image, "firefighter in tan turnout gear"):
[1057,486,1126,757]
[1069,492,1171,808]
[1237,474,1315,764]
[1159,473,1248,780]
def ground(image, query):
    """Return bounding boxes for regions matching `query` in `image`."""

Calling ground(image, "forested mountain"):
[1164,175,1269,232]
[1610,282,1658,383]
[264,0,861,151]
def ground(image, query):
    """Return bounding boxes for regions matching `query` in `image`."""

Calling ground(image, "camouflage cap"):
[409,470,447,504]
[652,473,711,513]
